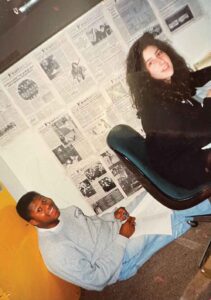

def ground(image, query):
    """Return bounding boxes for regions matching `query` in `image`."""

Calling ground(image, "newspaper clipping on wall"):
[1,59,61,125]
[104,0,163,46]
[104,73,144,132]
[0,89,28,145]
[150,0,203,33]
[66,3,127,84]
[70,91,122,152]
[39,92,143,212]
[34,35,96,104]
[39,112,94,167]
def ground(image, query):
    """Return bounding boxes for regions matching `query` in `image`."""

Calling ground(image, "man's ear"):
[29,219,39,226]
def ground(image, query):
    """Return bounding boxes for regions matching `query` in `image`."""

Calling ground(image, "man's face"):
[28,195,60,228]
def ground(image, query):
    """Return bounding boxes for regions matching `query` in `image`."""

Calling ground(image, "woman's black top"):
[141,66,211,189]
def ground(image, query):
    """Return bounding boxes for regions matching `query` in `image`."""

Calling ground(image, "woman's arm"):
[191,66,211,87]
[206,89,211,98]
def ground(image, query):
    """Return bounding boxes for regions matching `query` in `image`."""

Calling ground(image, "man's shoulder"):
[61,205,82,216]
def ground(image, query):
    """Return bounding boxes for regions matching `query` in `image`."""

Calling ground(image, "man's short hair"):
[16,191,40,221]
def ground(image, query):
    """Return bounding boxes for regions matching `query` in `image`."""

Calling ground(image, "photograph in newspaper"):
[151,0,203,33]
[103,0,162,45]
[71,159,124,213]
[70,92,121,152]
[110,161,142,197]
[87,23,113,45]
[67,3,127,83]
[34,35,96,103]
[165,5,194,32]
[93,189,124,214]
[100,149,119,167]
[1,60,61,125]
[101,149,142,197]
[0,89,28,145]
[39,113,93,168]
[53,144,82,166]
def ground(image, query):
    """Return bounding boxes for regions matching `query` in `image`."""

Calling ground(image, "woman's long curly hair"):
[126,32,192,118]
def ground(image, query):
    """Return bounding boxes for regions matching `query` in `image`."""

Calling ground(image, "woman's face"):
[142,45,174,82]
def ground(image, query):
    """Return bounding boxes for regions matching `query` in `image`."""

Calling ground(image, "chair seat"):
[107,124,211,210]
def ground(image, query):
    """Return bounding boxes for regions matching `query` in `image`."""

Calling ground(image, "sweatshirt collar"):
[37,218,63,233]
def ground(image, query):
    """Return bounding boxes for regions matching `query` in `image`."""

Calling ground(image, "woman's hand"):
[206,89,211,98]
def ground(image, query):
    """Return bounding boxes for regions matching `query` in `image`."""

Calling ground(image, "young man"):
[16,191,211,291]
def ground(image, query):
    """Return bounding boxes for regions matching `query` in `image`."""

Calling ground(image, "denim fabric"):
[118,200,211,280]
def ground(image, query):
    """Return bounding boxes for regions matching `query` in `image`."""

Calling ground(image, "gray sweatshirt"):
[37,196,143,291]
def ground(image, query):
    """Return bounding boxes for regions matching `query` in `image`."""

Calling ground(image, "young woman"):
[126,32,211,189]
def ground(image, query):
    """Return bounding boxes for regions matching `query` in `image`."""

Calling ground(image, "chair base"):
[188,214,211,223]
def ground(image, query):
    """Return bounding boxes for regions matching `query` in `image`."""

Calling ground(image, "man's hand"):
[119,216,136,238]
[114,207,129,221]
[206,89,211,98]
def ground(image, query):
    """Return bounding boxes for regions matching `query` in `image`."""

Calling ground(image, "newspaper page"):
[66,3,127,84]
[39,110,142,212]
[150,0,203,33]
[100,148,142,198]
[104,73,144,133]
[70,91,121,152]
[70,158,125,213]
[1,59,61,125]
[104,0,163,46]
[34,34,96,104]
[0,89,28,145]
[39,112,94,168]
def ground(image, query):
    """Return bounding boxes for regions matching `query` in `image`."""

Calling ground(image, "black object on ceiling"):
[0,0,101,73]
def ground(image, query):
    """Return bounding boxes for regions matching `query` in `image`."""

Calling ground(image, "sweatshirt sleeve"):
[42,234,128,291]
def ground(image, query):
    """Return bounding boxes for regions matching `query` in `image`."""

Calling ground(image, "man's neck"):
[38,219,60,229]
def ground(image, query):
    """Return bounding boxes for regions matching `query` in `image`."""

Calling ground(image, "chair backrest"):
[107,124,211,210]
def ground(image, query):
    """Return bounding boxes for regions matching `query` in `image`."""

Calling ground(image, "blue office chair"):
[107,124,211,221]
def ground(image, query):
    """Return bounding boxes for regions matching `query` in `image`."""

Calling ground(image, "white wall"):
[171,9,211,65]
[0,129,93,213]
[0,0,210,214]
[0,156,26,200]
